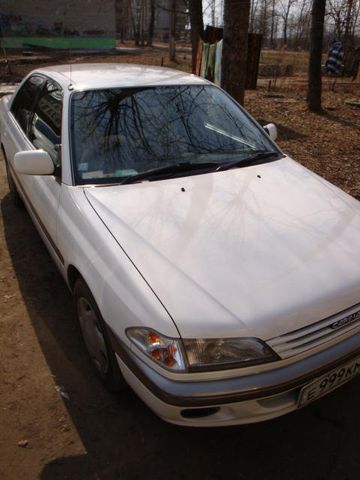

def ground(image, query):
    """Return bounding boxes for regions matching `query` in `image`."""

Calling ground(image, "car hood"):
[84,157,360,340]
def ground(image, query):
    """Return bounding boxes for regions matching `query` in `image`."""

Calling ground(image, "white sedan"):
[1,64,360,427]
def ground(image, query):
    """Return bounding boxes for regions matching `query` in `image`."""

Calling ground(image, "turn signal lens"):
[126,328,186,371]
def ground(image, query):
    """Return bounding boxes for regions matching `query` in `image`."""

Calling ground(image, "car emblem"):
[331,311,360,329]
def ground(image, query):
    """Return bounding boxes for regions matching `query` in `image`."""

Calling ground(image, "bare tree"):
[292,0,311,48]
[169,0,176,61]
[249,0,258,31]
[278,0,297,45]
[308,0,326,112]
[221,0,251,106]
[350,0,360,38]
[249,0,360,48]
[129,0,140,45]
[147,0,156,46]
[269,0,277,46]
[116,0,133,42]
[139,0,147,46]
[189,0,204,72]
[259,0,269,38]
[327,0,360,44]
[250,0,279,46]
[325,0,360,73]
[327,0,345,38]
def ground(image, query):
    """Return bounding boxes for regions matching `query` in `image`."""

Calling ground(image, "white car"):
[1,64,360,427]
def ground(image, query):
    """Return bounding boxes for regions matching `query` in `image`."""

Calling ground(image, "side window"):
[11,75,45,133]
[29,80,63,166]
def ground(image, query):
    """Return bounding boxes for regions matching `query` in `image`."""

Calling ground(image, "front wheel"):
[73,278,127,392]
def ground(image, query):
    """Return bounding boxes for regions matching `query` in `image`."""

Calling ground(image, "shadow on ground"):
[322,110,360,130]
[2,192,360,480]
[256,119,308,141]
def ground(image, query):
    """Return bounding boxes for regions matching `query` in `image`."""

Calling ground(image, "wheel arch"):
[1,143,7,159]
[67,264,84,292]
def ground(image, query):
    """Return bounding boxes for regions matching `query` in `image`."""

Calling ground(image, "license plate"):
[298,356,360,408]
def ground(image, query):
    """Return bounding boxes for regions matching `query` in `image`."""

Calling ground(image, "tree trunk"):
[221,0,250,106]
[211,0,216,25]
[283,11,288,46]
[130,1,140,46]
[307,0,326,112]
[249,0,256,31]
[344,0,354,38]
[189,0,204,73]
[140,0,145,47]
[115,0,123,42]
[147,0,155,46]
[270,0,276,47]
[260,0,268,38]
[169,0,177,61]
[344,0,355,51]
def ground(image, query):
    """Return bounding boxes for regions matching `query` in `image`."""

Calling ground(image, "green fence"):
[1,36,116,49]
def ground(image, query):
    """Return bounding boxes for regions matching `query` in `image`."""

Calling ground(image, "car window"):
[71,85,278,185]
[29,79,63,166]
[11,75,45,133]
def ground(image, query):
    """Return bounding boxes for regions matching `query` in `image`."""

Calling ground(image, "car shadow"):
[2,191,360,480]
[257,119,308,141]
[322,110,360,130]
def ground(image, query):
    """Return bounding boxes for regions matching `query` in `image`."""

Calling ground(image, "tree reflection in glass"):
[71,85,277,184]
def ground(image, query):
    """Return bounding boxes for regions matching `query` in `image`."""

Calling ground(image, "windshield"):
[70,85,280,185]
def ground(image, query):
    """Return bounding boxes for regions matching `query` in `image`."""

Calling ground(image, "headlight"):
[126,328,187,371]
[127,328,279,372]
[183,337,279,371]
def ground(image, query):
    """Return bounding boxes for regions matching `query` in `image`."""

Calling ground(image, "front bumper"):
[109,329,360,426]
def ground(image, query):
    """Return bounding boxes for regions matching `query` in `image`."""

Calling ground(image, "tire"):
[73,278,127,392]
[3,152,24,207]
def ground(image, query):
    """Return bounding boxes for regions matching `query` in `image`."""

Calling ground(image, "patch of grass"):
[260,49,309,73]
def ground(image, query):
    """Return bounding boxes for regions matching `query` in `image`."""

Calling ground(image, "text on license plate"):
[298,356,360,408]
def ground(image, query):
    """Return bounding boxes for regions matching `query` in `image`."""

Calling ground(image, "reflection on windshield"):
[70,85,277,184]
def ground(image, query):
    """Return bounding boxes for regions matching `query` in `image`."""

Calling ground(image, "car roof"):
[34,63,210,91]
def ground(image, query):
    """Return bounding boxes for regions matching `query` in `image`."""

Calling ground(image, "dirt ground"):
[1,46,360,480]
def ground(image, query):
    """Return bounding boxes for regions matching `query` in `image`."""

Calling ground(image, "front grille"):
[268,304,360,359]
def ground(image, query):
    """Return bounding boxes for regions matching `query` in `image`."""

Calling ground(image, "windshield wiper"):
[216,150,283,172]
[120,161,220,184]
[118,152,282,185]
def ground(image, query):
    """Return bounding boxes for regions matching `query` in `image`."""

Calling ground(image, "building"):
[0,0,116,49]
[154,0,188,42]
[115,0,188,44]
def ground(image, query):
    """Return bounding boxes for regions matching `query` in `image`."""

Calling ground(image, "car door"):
[5,75,64,268]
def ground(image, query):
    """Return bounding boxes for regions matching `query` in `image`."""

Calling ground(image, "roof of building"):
[34,63,208,91]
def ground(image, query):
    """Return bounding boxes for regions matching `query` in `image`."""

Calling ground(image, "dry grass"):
[260,48,310,73]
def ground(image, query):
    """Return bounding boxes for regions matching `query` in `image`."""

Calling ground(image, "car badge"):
[331,311,360,329]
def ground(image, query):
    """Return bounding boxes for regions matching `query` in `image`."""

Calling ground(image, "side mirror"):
[263,123,278,142]
[14,150,55,176]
